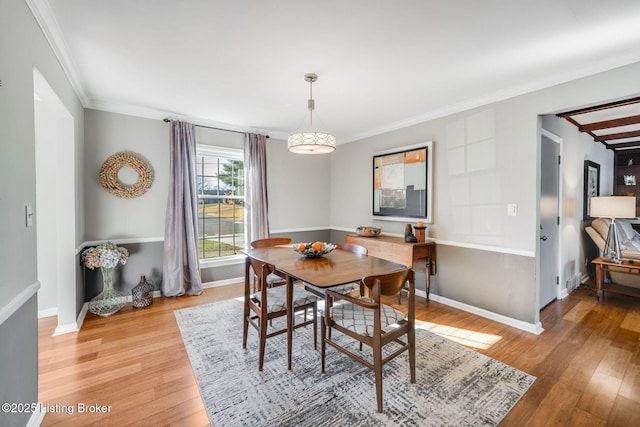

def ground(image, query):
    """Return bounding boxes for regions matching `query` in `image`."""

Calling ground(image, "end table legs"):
[595,264,602,301]
[426,258,431,302]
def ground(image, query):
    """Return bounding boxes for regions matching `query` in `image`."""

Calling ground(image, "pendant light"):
[287,73,336,154]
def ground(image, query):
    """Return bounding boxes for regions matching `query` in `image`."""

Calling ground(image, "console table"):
[345,235,436,300]
[592,257,640,301]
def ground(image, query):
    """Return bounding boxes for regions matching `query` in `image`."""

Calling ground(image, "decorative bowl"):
[293,242,336,258]
[356,226,381,237]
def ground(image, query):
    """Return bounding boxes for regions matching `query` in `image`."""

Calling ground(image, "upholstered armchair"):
[586,217,640,289]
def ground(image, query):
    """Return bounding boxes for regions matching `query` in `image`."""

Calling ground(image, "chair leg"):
[409,327,416,383]
[373,343,384,413]
[258,317,267,371]
[313,304,318,350]
[242,301,249,349]
[321,317,326,373]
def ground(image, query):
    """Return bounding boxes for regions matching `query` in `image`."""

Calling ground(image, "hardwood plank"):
[38,281,640,426]
[620,310,640,333]
[618,360,640,404]
[608,395,640,426]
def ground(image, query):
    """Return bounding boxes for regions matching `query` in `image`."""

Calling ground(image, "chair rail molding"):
[0,281,40,326]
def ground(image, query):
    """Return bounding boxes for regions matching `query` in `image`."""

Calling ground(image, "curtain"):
[244,133,270,244]
[162,121,203,296]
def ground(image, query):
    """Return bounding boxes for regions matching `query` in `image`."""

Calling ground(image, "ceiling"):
[558,97,640,151]
[31,0,640,143]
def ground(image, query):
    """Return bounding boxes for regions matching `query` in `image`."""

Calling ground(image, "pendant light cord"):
[308,78,314,130]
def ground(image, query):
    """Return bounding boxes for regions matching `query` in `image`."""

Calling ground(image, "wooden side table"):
[345,234,436,300]
[591,257,640,300]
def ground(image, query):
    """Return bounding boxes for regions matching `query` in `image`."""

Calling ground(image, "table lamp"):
[590,196,636,264]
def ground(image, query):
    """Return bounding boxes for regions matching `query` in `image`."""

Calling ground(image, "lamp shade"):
[590,196,636,219]
[288,73,336,154]
[287,132,336,154]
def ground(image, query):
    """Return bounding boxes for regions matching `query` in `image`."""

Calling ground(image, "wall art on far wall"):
[372,141,433,223]
[583,160,600,220]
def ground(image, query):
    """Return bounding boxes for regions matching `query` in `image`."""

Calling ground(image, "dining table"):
[243,244,408,370]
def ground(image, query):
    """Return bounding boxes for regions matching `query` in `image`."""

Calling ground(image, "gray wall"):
[328,62,640,326]
[84,109,169,240]
[0,0,84,424]
[82,111,333,295]
[0,297,38,427]
[80,64,640,327]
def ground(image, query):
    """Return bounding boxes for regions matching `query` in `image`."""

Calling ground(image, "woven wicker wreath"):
[99,152,153,198]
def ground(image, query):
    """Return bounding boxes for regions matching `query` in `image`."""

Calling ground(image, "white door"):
[539,133,560,309]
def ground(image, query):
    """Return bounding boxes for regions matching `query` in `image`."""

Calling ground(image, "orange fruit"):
[297,243,307,251]
[312,242,324,251]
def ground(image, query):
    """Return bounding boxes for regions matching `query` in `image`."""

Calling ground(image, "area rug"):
[175,299,535,426]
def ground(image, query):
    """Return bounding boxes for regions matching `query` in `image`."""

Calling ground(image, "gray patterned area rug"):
[175,298,535,426]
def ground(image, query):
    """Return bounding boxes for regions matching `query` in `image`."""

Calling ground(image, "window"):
[196,145,244,259]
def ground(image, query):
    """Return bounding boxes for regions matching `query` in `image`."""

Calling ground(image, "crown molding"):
[26,0,640,145]
[86,99,270,136]
[341,51,640,144]
[26,0,89,105]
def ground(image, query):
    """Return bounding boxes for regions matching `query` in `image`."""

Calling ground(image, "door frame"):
[34,67,78,334]
[539,128,565,307]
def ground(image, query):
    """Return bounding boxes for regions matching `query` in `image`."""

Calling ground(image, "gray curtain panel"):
[162,121,203,296]
[244,133,270,244]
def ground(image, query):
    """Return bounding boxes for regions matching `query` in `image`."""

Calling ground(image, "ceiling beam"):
[610,140,640,150]
[579,115,640,132]
[557,96,640,117]
[595,130,640,142]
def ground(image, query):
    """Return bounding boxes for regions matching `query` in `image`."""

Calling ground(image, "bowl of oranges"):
[293,242,336,258]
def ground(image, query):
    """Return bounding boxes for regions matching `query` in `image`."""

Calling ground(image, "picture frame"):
[583,160,600,220]
[372,141,433,223]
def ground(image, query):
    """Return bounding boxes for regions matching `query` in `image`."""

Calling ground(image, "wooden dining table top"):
[244,245,407,288]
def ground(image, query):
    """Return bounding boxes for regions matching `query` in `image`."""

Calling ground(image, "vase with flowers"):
[81,242,129,316]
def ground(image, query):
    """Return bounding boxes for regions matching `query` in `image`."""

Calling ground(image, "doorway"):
[539,129,562,309]
[33,68,78,334]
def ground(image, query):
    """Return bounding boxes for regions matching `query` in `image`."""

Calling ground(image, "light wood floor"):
[38,282,640,426]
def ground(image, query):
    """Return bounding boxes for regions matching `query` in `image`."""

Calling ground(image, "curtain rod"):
[163,118,269,138]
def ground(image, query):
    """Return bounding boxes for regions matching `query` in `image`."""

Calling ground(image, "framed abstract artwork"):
[583,160,600,220]
[372,141,433,223]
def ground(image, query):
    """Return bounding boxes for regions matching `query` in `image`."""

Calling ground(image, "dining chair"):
[321,268,415,413]
[304,243,368,298]
[250,237,292,291]
[243,255,319,371]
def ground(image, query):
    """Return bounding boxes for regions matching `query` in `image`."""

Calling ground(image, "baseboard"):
[26,402,45,427]
[559,288,569,300]
[64,278,241,334]
[53,303,88,336]
[202,277,243,289]
[429,293,544,335]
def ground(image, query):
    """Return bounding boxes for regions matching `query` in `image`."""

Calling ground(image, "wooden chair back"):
[336,242,368,256]
[243,254,318,371]
[250,237,292,248]
[247,256,276,293]
[362,268,414,297]
[321,267,415,412]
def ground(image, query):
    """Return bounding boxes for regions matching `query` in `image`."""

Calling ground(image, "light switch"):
[507,203,518,217]
[26,205,33,227]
